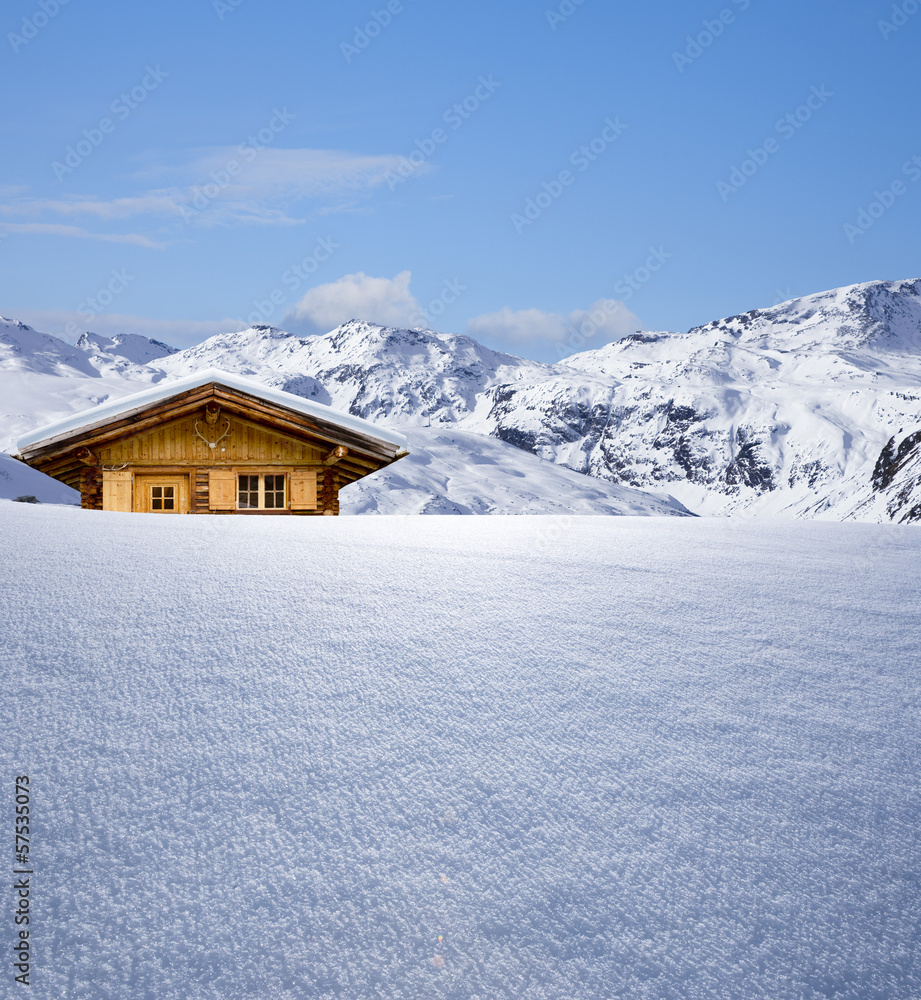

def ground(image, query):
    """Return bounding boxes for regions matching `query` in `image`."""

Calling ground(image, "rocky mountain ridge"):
[3,277,921,520]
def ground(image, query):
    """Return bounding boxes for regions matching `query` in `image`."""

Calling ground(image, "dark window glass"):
[238,475,259,509]
[264,475,285,509]
[151,485,163,510]
[163,486,175,511]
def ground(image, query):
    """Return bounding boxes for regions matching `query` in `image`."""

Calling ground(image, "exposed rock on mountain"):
[3,278,921,519]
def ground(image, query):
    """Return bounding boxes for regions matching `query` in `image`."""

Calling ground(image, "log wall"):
[80,466,103,510]
[98,414,325,467]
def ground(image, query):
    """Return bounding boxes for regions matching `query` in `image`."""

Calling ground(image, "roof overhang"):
[16,369,409,487]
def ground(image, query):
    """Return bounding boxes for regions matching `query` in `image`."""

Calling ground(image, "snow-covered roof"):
[16,367,409,454]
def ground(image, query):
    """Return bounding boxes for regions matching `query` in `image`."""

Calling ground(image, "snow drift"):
[2,504,920,999]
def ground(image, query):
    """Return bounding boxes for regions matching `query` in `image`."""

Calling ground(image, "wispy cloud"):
[466,300,641,347]
[0,195,185,220]
[0,222,165,248]
[0,146,419,245]
[184,146,416,199]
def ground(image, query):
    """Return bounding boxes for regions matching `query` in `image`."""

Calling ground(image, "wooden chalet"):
[15,369,408,515]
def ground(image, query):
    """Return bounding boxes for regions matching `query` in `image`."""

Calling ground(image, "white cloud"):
[466,299,641,351]
[466,307,571,344]
[0,222,164,248]
[0,147,421,243]
[7,309,248,348]
[186,146,419,199]
[0,195,185,220]
[284,271,425,334]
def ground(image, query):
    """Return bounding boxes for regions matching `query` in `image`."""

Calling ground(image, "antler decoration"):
[194,416,232,451]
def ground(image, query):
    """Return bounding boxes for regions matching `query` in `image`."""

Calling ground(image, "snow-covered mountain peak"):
[0,316,100,378]
[155,319,553,426]
[691,278,921,354]
[0,315,35,334]
[3,276,920,520]
[319,318,552,374]
[76,331,179,365]
[155,324,312,376]
[562,279,921,394]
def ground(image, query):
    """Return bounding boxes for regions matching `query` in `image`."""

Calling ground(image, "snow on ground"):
[2,504,920,1000]
[341,427,691,516]
[0,453,79,504]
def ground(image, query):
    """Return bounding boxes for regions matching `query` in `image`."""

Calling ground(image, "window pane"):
[238,475,258,509]
[151,485,163,510]
[163,487,175,511]
[264,475,285,509]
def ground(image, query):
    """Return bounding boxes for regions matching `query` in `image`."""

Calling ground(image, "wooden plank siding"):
[208,470,236,511]
[25,386,394,479]
[17,379,408,515]
[97,414,325,468]
[290,469,318,511]
[102,470,132,512]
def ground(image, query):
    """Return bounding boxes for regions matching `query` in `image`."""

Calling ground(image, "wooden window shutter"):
[102,470,132,512]
[209,469,236,510]
[290,469,317,510]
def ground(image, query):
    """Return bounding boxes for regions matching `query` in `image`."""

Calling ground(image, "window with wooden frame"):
[150,484,176,511]
[237,473,287,510]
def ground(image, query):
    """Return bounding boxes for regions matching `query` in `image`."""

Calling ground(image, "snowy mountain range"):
[3,276,921,520]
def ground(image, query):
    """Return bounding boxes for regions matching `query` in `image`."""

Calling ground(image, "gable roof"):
[16,367,409,455]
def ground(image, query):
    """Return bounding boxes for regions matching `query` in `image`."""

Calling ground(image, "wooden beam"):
[211,388,399,461]
[26,385,396,464]
[19,381,406,480]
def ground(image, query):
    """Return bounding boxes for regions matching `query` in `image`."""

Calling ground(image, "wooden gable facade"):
[16,371,408,516]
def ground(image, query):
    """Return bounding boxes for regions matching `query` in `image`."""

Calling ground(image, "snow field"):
[2,505,920,999]
[0,454,79,505]
[341,427,691,516]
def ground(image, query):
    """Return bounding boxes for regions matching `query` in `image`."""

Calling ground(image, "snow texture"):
[4,277,921,519]
[1,320,687,518]
[3,502,920,1000]
[16,367,409,454]
[0,453,79,504]
[341,427,691,516]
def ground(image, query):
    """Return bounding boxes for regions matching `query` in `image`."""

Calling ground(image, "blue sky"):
[1,0,919,361]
